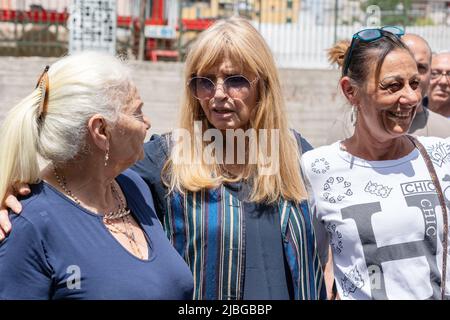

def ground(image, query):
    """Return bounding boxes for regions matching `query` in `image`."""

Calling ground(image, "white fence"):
[256,23,450,69]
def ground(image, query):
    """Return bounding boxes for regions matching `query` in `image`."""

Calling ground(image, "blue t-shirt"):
[0,169,194,300]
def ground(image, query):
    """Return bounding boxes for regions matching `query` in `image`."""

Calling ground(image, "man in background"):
[427,52,450,119]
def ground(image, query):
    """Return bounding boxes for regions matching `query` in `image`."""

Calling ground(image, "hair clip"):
[36,65,50,119]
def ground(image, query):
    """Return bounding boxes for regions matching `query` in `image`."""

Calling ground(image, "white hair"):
[0,51,133,204]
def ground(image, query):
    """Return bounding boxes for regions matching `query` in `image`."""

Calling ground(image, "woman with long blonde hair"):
[136,17,325,300]
[1,18,325,300]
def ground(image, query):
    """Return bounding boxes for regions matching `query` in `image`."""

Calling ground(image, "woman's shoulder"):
[301,141,340,165]
[118,169,152,196]
[291,129,313,154]
[143,133,171,161]
[131,133,171,184]
[11,183,56,232]
[416,135,450,147]
[300,142,341,187]
[415,135,450,168]
[117,169,155,210]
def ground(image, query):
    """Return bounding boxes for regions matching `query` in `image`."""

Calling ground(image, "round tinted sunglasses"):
[343,26,405,76]
[187,75,258,100]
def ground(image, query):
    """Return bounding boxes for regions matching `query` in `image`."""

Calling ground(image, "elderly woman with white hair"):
[0,52,194,299]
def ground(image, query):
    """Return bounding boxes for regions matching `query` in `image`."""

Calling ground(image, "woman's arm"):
[300,156,333,299]
[324,246,339,300]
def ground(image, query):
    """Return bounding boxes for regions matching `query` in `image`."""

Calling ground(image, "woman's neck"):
[221,133,248,177]
[41,157,118,214]
[343,127,415,161]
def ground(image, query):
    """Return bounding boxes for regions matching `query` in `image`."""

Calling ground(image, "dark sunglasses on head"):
[187,75,258,100]
[343,26,405,76]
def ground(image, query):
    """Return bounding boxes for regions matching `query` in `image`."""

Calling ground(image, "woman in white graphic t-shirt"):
[301,27,450,300]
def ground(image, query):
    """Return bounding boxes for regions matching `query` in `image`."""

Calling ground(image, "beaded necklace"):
[52,166,145,259]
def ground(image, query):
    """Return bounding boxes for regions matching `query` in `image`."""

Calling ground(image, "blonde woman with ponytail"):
[302,27,450,300]
[0,52,194,299]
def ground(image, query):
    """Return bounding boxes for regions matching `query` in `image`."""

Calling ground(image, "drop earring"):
[351,105,358,126]
[104,148,109,167]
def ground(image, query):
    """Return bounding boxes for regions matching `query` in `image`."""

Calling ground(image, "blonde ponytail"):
[0,90,42,205]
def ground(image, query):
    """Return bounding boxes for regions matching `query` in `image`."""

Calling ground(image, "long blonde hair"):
[0,52,133,205]
[164,17,307,203]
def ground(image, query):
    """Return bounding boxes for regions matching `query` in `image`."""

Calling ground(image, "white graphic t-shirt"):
[301,136,450,300]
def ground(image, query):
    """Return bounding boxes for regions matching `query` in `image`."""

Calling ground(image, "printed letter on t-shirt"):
[341,181,441,300]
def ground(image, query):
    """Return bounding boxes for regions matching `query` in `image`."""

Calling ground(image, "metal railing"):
[0,1,70,56]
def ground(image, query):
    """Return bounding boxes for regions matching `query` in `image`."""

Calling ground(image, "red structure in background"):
[137,0,214,61]
[0,8,68,24]
[0,0,214,61]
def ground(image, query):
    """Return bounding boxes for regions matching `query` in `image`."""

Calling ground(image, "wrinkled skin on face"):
[109,87,151,170]
[428,53,450,116]
[356,49,421,142]
[197,58,259,131]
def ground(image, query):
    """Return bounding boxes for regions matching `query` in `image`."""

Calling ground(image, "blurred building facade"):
[181,0,301,24]
[1,0,449,67]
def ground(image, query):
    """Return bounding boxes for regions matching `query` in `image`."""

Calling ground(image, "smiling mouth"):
[386,110,413,120]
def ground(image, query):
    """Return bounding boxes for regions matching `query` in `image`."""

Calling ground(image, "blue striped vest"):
[163,186,325,300]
